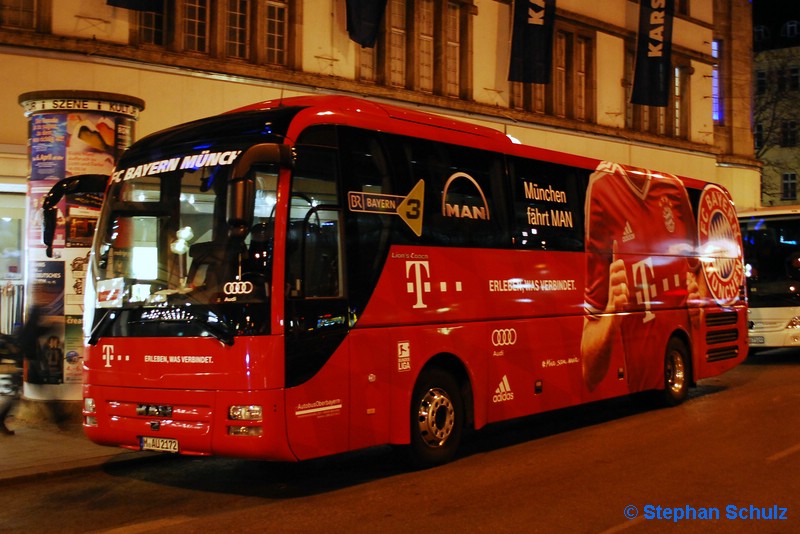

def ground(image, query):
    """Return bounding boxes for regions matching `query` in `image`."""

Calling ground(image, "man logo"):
[491,328,517,347]
[223,281,254,296]
[441,172,491,220]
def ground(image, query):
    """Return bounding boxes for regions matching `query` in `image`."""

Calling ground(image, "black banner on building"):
[346,0,389,48]
[631,0,675,107]
[508,0,557,84]
[106,0,163,11]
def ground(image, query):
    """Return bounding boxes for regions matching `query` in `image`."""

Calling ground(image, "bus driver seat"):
[187,241,224,291]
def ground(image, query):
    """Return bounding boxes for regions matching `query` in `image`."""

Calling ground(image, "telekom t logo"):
[102,344,130,368]
[631,257,656,324]
[405,260,462,309]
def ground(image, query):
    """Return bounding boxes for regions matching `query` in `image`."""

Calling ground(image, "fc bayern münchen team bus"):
[738,206,800,350]
[44,96,748,466]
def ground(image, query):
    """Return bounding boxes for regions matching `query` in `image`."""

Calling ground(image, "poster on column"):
[66,113,117,175]
[30,114,66,181]
[63,248,90,316]
[28,262,66,384]
[31,260,64,316]
[66,192,102,248]
[28,182,65,253]
[64,315,84,384]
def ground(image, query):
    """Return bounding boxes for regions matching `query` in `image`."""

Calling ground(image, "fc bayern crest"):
[696,184,744,307]
[660,197,676,233]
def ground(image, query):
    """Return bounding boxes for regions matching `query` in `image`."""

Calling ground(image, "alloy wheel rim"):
[417,387,455,447]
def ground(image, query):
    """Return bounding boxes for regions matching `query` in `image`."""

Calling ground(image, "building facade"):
[0,0,759,304]
[753,0,800,206]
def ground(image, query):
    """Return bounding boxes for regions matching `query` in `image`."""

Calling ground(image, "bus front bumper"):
[82,384,296,461]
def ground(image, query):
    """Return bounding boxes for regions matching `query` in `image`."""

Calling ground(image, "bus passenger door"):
[283,145,352,460]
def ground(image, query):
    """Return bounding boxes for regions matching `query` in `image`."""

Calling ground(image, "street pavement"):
[0,412,154,484]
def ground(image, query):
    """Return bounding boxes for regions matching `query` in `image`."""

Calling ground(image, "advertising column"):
[18,91,145,401]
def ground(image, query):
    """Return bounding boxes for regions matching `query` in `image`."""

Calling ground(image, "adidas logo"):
[492,375,514,403]
[622,221,635,243]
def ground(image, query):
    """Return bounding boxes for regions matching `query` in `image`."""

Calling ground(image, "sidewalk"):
[0,413,156,484]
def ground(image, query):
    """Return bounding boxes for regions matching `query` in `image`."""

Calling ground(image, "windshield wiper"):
[138,304,235,346]
[88,309,119,346]
[189,313,235,346]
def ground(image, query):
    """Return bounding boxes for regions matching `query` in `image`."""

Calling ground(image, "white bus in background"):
[739,206,800,350]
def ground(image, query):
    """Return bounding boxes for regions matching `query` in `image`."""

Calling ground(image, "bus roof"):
[127,94,717,193]
[229,94,513,146]
[229,95,606,169]
[737,205,800,218]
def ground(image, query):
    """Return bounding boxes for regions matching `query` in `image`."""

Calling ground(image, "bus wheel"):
[408,369,463,468]
[661,338,690,406]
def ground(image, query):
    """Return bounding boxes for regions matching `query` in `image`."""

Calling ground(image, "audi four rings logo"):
[491,329,517,346]
[223,281,254,295]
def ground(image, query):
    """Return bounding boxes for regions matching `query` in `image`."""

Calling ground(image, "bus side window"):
[338,127,397,315]
[287,145,343,299]
[401,138,508,247]
[510,158,587,251]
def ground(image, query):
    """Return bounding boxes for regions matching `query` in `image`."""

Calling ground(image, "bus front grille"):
[707,346,739,362]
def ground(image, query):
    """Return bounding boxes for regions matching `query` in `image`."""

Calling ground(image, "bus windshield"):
[741,214,800,307]
[88,158,279,344]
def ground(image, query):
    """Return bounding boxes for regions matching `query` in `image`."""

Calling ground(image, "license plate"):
[749,336,765,345]
[141,436,179,453]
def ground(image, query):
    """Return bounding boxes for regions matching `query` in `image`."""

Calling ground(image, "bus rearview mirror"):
[41,174,108,258]
[227,143,293,238]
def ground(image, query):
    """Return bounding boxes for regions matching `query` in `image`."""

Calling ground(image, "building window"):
[139,7,165,46]
[132,1,295,67]
[358,45,378,83]
[782,20,799,38]
[625,48,688,138]
[552,31,568,117]
[575,36,589,121]
[515,25,593,122]
[444,1,460,98]
[532,83,546,114]
[626,58,669,134]
[418,0,434,93]
[754,25,770,43]
[226,0,249,59]
[712,40,722,124]
[672,68,682,134]
[372,0,468,97]
[184,0,209,53]
[387,0,407,87]
[673,65,689,138]
[0,0,35,29]
[265,0,287,65]
[781,120,798,147]
[776,67,800,92]
[754,123,764,151]
[625,49,635,129]
[756,70,767,95]
[783,173,798,200]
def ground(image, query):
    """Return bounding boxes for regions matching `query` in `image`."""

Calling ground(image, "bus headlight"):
[786,317,800,329]
[229,405,263,421]
[84,397,96,413]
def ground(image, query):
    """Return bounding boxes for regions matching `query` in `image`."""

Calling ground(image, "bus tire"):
[660,337,690,406]
[407,369,464,468]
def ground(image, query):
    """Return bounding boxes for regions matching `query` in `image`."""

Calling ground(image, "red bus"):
[56,96,746,466]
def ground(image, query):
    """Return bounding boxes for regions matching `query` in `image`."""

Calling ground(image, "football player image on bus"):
[580,161,705,393]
